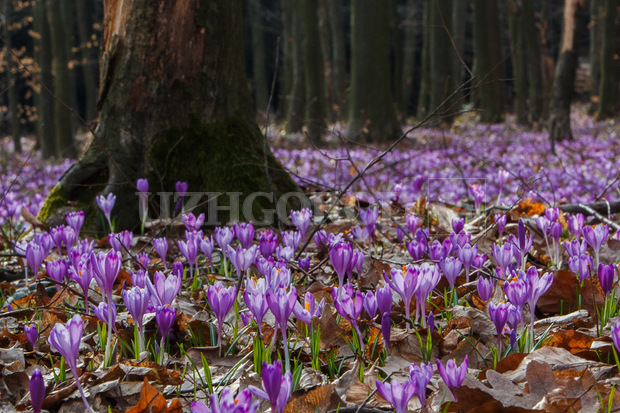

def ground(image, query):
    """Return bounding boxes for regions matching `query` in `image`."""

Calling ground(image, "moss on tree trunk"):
[38,0,299,233]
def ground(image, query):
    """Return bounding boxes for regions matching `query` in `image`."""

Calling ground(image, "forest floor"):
[1,109,620,412]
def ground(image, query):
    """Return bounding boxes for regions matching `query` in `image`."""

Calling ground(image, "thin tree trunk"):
[60,0,78,133]
[2,0,21,152]
[318,0,335,123]
[346,0,400,142]
[451,0,468,109]
[522,0,544,125]
[417,0,430,119]
[284,1,305,133]
[301,0,326,145]
[596,0,618,120]
[590,0,604,110]
[46,0,76,158]
[326,0,346,118]
[75,0,98,123]
[400,0,420,117]
[508,0,528,125]
[473,0,504,123]
[429,0,455,124]
[34,0,55,158]
[548,0,585,149]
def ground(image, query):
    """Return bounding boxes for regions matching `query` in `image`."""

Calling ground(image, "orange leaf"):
[127,377,168,413]
[517,198,546,216]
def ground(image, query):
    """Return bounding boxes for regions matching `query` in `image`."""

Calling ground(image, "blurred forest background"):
[0,0,618,157]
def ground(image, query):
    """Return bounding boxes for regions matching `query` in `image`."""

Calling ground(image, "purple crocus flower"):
[26,242,46,280]
[396,226,406,243]
[381,312,391,354]
[612,321,620,353]
[259,230,278,257]
[156,304,176,340]
[439,256,462,289]
[290,208,313,241]
[65,211,85,236]
[331,286,364,351]
[497,170,509,202]
[227,245,258,277]
[583,224,609,267]
[24,324,38,350]
[469,184,484,213]
[192,388,259,413]
[200,235,215,272]
[109,230,133,253]
[45,259,68,290]
[359,207,379,240]
[567,213,585,239]
[152,237,169,270]
[313,229,329,250]
[91,250,122,301]
[96,193,116,229]
[50,226,66,254]
[29,368,45,413]
[123,286,150,352]
[68,257,93,312]
[505,303,522,332]
[437,356,468,402]
[409,362,433,407]
[207,282,237,348]
[495,214,507,240]
[452,217,465,234]
[178,237,199,278]
[350,225,369,243]
[91,301,118,333]
[136,252,151,270]
[428,240,447,261]
[215,226,235,277]
[375,377,416,413]
[183,212,205,232]
[363,291,377,319]
[276,245,294,261]
[329,241,353,298]
[503,275,530,309]
[489,302,509,353]
[524,268,553,343]
[281,231,301,250]
[513,219,533,269]
[146,270,182,306]
[406,214,419,235]
[267,286,297,369]
[450,230,471,248]
[564,239,586,258]
[298,256,310,272]
[456,244,477,282]
[492,243,513,272]
[477,276,493,301]
[175,181,188,214]
[568,254,593,282]
[249,360,292,413]
[405,239,426,261]
[383,265,418,328]
[293,291,324,326]
[414,263,441,327]
[376,284,393,316]
[598,263,616,296]
[136,178,149,193]
[49,315,93,412]
[234,222,255,248]
[64,227,76,250]
[244,290,269,334]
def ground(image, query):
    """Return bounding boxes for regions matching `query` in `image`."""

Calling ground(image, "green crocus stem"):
[159,337,165,364]
[530,307,536,350]
[72,366,95,413]
[222,254,228,278]
[405,301,411,330]
[353,324,364,355]
[282,325,290,372]
[104,294,113,368]
[497,335,502,359]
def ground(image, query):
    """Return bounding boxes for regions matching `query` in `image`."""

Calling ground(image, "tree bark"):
[38,0,299,231]
[451,0,468,109]
[589,0,604,109]
[416,0,430,119]
[284,0,305,134]
[596,0,619,120]
[400,0,421,118]
[46,0,76,158]
[326,0,346,118]
[249,0,269,115]
[301,0,326,145]
[508,0,528,125]
[33,0,55,158]
[522,0,544,125]
[548,0,585,148]
[346,0,400,142]
[473,0,504,124]
[2,0,21,152]
[429,0,455,124]
[75,0,99,122]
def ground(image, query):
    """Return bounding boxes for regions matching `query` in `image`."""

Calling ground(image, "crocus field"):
[2,114,620,413]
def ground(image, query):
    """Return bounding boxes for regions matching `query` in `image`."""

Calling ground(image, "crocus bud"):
[24,324,38,350]
[29,368,45,413]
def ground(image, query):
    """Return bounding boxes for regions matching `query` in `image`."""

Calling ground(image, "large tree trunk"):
[473,0,504,123]
[346,0,400,142]
[508,0,528,125]
[249,0,269,115]
[416,0,430,119]
[429,0,455,124]
[301,0,326,145]
[522,0,544,125]
[326,0,346,118]
[400,0,421,118]
[589,0,604,110]
[283,0,305,134]
[46,0,77,158]
[548,0,585,148]
[33,0,55,159]
[596,0,619,120]
[38,0,299,232]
